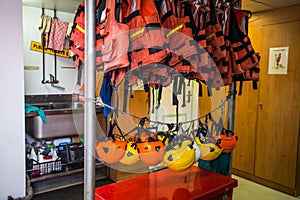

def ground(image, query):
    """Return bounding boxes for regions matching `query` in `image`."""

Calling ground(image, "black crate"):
[58,143,84,163]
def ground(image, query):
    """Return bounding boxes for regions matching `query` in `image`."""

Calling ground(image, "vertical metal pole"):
[41,8,46,84]
[227,0,241,176]
[227,82,236,176]
[84,0,96,199]
[54,10,57,81]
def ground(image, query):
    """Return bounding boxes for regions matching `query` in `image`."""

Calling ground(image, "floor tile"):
[233,175,300,200]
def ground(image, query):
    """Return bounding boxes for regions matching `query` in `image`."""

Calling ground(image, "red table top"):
[95,166,238,200]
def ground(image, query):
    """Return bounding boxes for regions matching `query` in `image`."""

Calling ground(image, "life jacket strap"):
[123,10,141,23]
[156,85,163,109]
[144,23,161,32]
[123,79,129,112]
[161,11,173,24]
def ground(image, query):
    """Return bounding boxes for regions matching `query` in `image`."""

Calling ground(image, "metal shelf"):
[31,163,108,195]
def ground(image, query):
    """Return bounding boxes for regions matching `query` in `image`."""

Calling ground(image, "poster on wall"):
[268,47,289,74]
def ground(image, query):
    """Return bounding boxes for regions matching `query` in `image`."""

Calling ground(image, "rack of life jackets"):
[68,0,254,174]
[69,0,260,93]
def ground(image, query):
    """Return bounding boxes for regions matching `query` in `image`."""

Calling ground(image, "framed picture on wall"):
[268,47,289,74]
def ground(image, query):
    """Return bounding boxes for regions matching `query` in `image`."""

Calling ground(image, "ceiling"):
[242,0,300,12]
[22,0,300,13]
[22,0,82,13]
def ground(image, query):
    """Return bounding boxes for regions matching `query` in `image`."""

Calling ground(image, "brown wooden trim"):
[232,168,297,196]
[296,117,300,196]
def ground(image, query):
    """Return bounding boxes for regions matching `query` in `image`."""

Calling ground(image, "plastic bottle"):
[29,148,37,161]
[38,152,45,175]
[52,149,62,171]
[29,148,39,176]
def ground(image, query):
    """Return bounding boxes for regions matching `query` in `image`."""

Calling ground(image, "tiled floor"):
[233,175,300,200]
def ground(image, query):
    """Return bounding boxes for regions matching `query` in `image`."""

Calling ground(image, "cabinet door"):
[254,22,300,188]
[232,25,261,175]
[232,81,259,174]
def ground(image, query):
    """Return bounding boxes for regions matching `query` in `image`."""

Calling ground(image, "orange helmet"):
[137,140,165,166]
[216,129,238,153]
[96,139,127,164]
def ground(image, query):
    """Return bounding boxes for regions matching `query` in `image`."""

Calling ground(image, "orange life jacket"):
[100,0,130,86]
[229,4,259,75]
[229,5,260,94]
[121,0,169,86]
[213,1,231,87]
[192,4,212,82]
[69,2,85,66]
[69,0,104,68]
[176,1,208,81]
[243,52,260,81]
[95,0,108,71]
[205,0,226,64]
[142,0,171,86]
[160,0,198,75]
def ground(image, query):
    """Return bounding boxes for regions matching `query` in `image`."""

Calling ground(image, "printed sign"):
[30,41,71,59]
[268,47,289,74]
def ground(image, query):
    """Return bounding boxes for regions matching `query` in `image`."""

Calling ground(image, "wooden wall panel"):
[198,85,227,118]
[112,82,150,135]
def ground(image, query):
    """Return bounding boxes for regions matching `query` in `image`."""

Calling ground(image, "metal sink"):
[25,102,84,139]
[30,102,84,110]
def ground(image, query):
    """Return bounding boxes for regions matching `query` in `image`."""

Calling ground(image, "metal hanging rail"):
[84,0,96,199]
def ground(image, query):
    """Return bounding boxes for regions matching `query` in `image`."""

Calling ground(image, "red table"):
[95,166,238,200]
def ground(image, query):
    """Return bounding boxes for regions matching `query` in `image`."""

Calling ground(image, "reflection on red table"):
[95,166,238,200]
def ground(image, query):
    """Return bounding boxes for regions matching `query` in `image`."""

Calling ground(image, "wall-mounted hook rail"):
[41,8,46,84]
[40,8,65,90]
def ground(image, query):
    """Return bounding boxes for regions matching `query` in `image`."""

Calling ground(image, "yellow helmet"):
[195,137,222,161]
[163,139,195,172]
[119,142,140,165]
[157,130,174,145]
